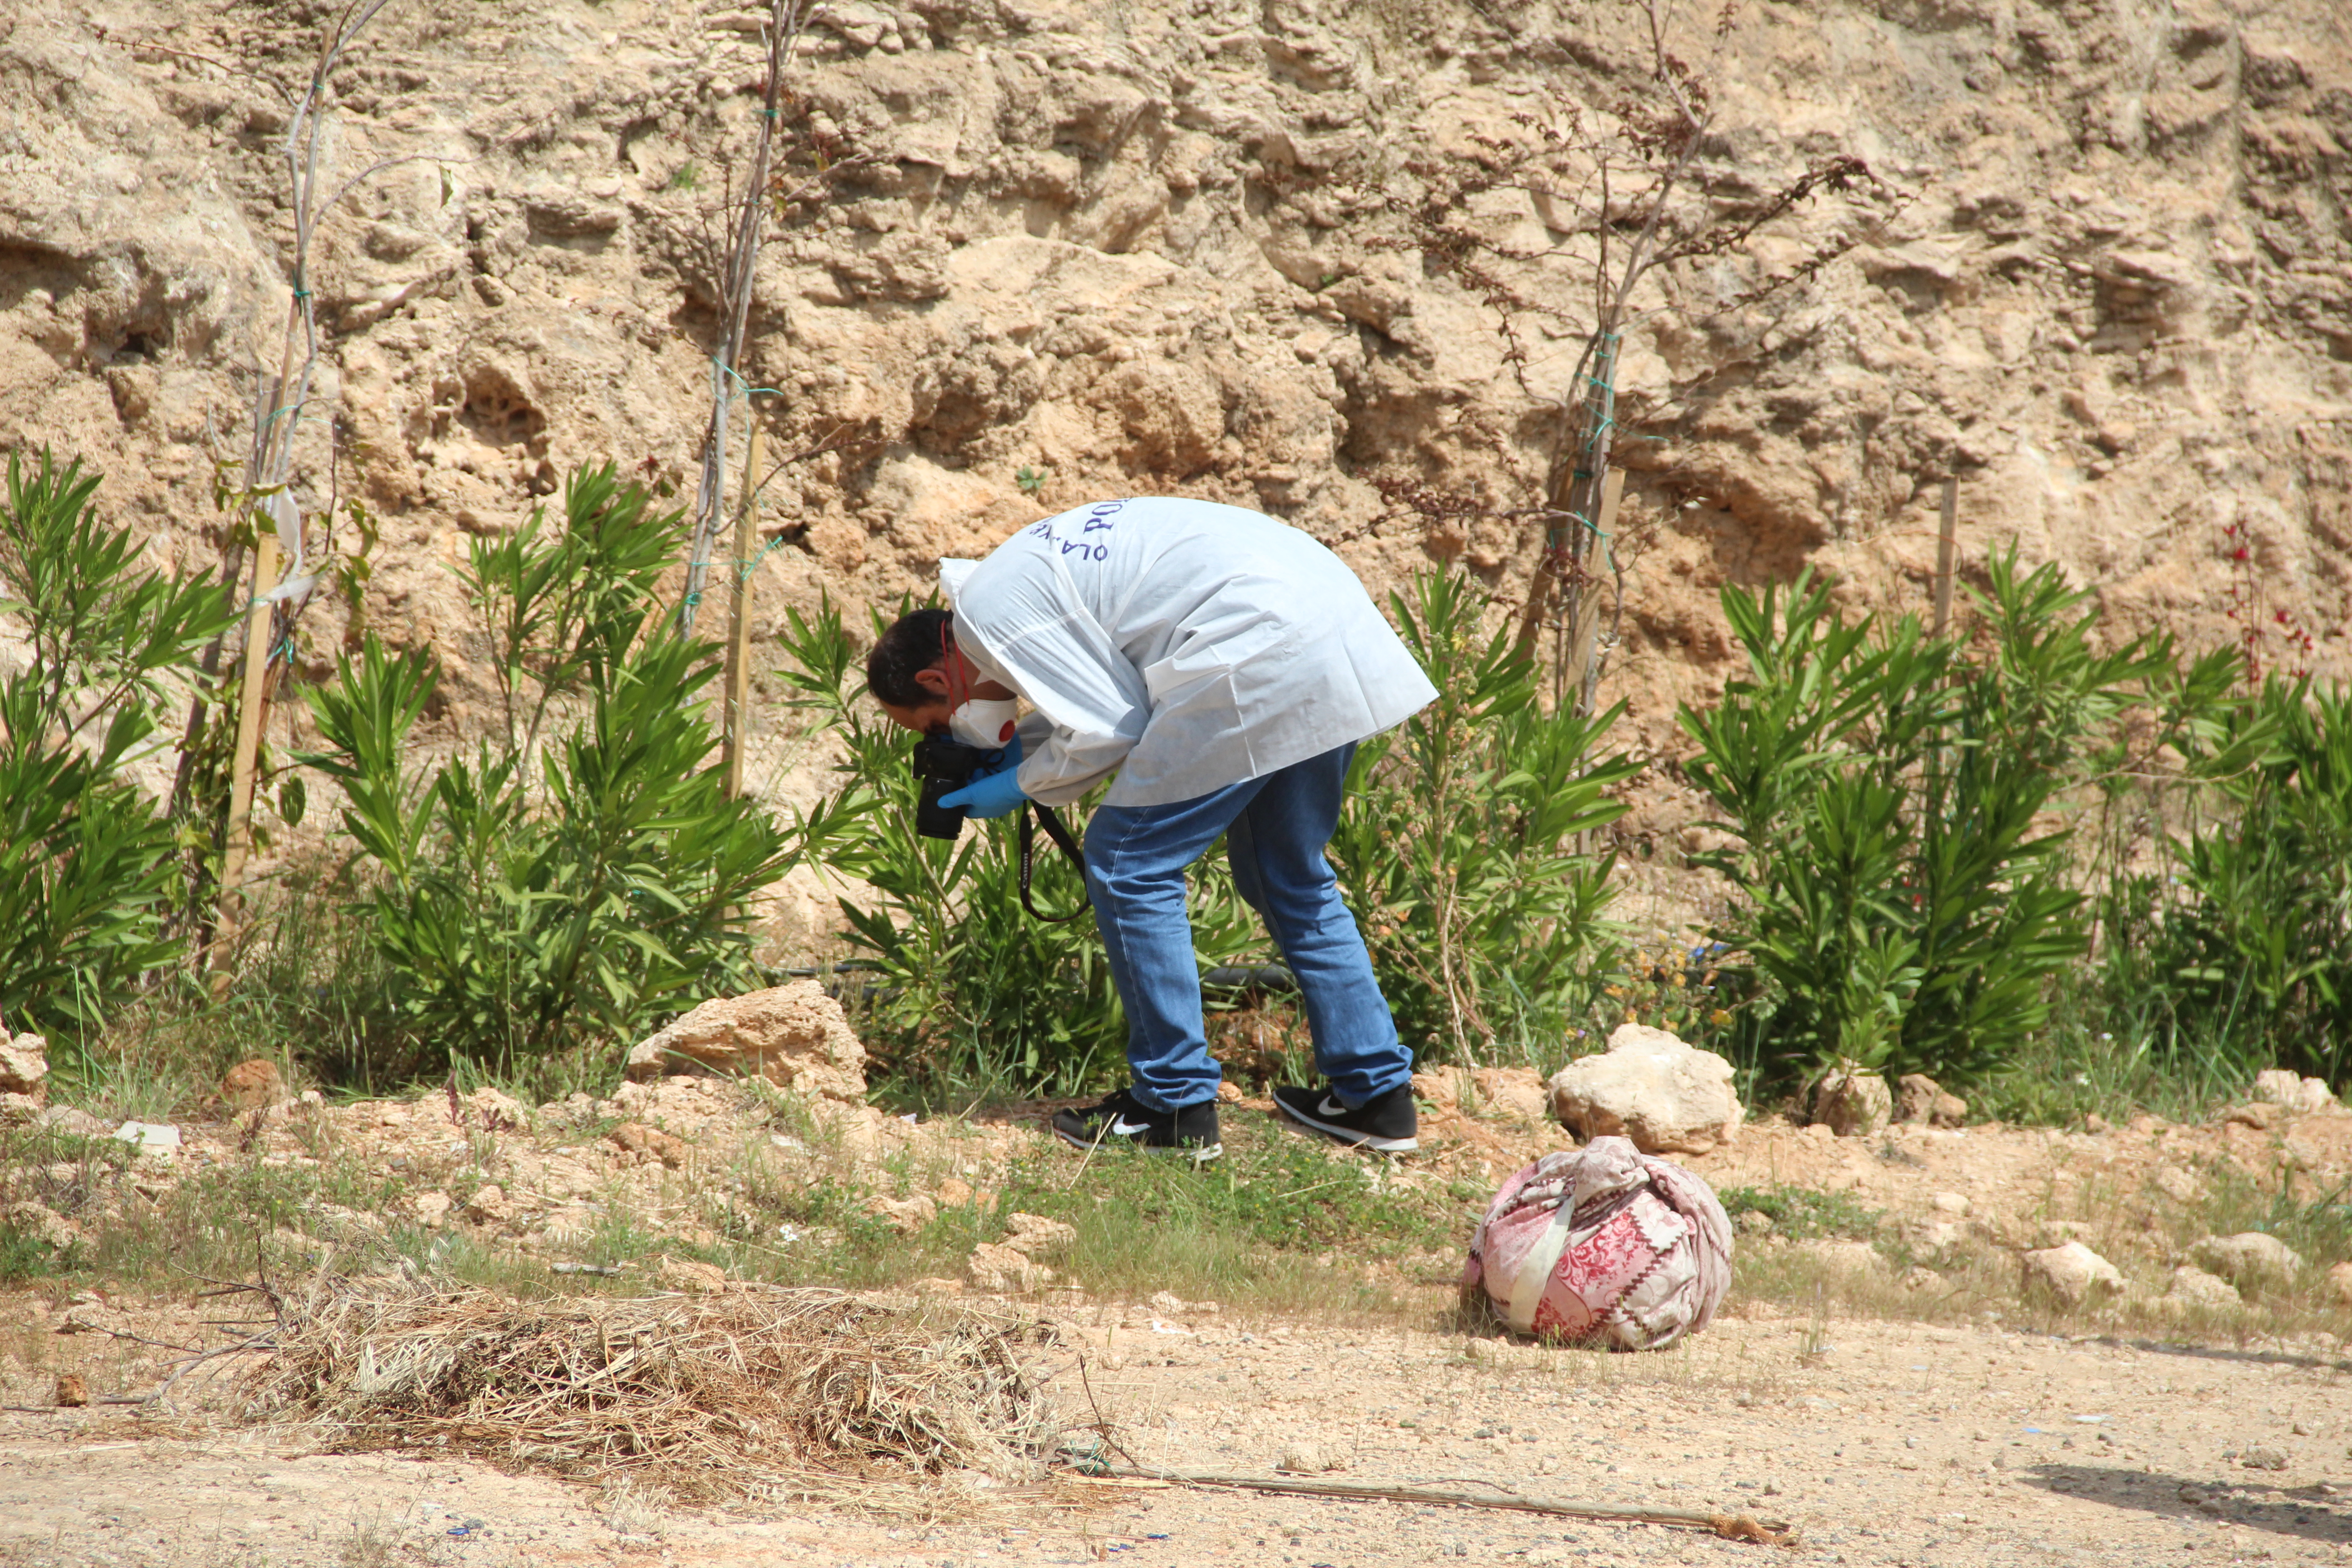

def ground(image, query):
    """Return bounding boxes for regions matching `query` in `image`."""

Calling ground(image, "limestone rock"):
[2033,1219,2093,1249]
[459,1086,527,1129]
[656,1255,728,1292]
[35,1105,105,1142]
[1000,1211,1076,1258]
[2251,1070,2337,1113]
[1278,1442,1344,1473]
[966,1241,1053,1293]
[2327,1261,2352,1308]
[220,1058,284,1112]
[462,1184,510,1225]
[5,1201,75,1251]
[606,1121,687,1168]
[1545,1024,1744,1155]
[870,1194,938,1233]
[2192,1232,2305,1291]
[1470,1067,1549,1123]
[1812,1062,1893,1138]
[411,1191,453,1225]
[1896,1073,1967,1127]
[2166,1265,2242,1311]
[2021,1241,2124,1305]
[0,1034,48,1096]
[56,1301,126,1336]
[625,982,867,1103]
[1906,1220,1965,1259]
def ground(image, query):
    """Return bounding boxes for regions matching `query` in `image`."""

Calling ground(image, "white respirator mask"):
[948,696,1019,750]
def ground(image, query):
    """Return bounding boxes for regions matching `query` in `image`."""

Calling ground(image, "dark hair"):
[866,608,952,707]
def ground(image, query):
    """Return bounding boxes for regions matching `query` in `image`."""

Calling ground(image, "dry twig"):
[1088,1467,1794,1544]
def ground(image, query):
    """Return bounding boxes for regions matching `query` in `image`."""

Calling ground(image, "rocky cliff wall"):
[2,0,2347,845]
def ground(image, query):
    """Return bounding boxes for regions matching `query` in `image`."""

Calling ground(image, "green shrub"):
[0,451,234,1034]
[1328,569,1634,1063]
[2106,678,2352,1084]
[299,465,788,1072]
[1682,554,2176,1093]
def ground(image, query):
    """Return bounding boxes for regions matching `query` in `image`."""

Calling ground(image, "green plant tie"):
[735,532,791,582]
[710,358,783,407]
[682,533,795,610]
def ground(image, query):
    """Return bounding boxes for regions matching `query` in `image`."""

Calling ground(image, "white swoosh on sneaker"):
[1109,1117,1154,1136]
[1317,1096,1351,1118]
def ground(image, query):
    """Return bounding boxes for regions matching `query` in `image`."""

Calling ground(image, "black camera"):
[911,735,1007,840]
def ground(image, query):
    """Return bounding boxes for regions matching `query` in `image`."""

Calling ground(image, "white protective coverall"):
[939,497,1438,808]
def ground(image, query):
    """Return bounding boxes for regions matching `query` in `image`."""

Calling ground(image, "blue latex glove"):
[939,757,1027,820]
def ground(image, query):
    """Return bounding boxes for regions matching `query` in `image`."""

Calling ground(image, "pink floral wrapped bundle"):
[1461,1136,1733,1351]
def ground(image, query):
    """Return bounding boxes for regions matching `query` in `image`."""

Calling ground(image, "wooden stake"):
[721,420,765,800]
[1566,466,1627,713]
[211,531,279,990]
[1933,473,1958,637]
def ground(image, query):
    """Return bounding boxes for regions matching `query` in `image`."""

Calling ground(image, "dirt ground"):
[4,1303,2350,1566]
[7,1079,2352,1566]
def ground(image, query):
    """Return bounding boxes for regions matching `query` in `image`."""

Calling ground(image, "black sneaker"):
[1272,1082,1419,1152]
[1050,1088,1221,1161]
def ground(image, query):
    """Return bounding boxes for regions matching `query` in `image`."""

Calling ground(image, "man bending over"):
[865,496,1436,1161]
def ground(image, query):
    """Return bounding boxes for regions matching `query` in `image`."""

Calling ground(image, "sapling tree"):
[1374,0,1895,711]
[676,0,883,634]
[165,0,432,949]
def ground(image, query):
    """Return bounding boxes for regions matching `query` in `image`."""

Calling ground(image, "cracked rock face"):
[1,0,2346,859]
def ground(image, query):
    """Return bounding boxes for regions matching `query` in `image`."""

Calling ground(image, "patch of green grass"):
[1009,1132,1469,1259]
[0,1223,77,1284]
[691,1113,1476,1317]
[1968,973,2260,1127]
[1715,1184,1883,1241]
[0,1126,137,1282]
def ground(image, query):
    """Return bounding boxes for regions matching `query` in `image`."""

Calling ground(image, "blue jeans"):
[1082,742,1413,1113]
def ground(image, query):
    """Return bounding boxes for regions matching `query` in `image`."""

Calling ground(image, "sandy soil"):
[4,1298,2350,1567]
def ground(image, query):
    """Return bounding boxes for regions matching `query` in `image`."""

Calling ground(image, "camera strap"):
[1017,802,1091,924]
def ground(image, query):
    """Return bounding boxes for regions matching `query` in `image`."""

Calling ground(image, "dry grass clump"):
[241,1274,1062,1507]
